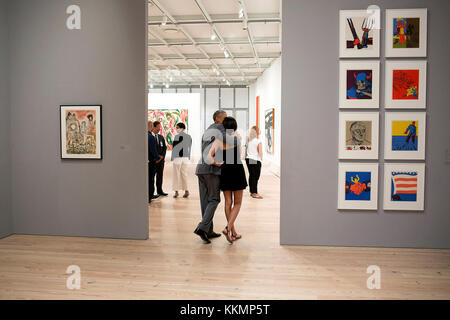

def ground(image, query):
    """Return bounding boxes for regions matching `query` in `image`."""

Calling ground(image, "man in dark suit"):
[153,121,168,196]
[148,121,162,203]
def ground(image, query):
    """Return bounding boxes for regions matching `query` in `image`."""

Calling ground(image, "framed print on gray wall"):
[338,112,379,160]
[338,162,378,210]
[384,112,426,160]
[385,60,427,109]
[385,8,427,57]
[60,105,103,159]
[339,60,380,109]
[383,163,425,211]
[339,10,380,58]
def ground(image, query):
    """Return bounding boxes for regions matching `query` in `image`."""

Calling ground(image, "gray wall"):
[8,0,148,239]
[0,0,12,238]
[281,0,450,248]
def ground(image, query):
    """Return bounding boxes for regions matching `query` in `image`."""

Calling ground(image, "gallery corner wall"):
[7,0,148,239]
[281,0,450,248]
[0,0,12,238]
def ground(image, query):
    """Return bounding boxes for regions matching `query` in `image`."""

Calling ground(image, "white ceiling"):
[148,0,281,87]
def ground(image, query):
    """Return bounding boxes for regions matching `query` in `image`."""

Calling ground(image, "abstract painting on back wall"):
[60,105,102,159]
[148,109,188,151]
[264,108,274,154]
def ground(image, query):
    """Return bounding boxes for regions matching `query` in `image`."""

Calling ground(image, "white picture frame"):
[385,60,427,109]
[383,163,425,211]
[385,8,427,57]
[339,10,380,58]
[60,105,103,160]
[338,162,378,210]
[339,60,380,109]
[339,112,379,159]
[384,112,426,160]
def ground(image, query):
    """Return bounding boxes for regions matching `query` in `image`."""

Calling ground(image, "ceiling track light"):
[224,50,229,58]
[165,83,170,89]
[239,8,244,19]
[161,15,167,26]
[210,32,217,41]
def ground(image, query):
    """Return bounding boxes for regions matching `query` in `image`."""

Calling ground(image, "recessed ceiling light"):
[163,28,178,34]
[211,33,217,41]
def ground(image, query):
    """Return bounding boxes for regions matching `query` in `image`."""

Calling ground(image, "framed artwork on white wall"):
[385,8,427,57]
[385,60,427,109]
[339,60,380,109]
[339,10,380,58]
[383,163,425,211]
[384,112,426,160]
[338,162,378,210]
[338,112,379,159]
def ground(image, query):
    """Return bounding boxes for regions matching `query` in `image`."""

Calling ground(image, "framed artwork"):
[265,108,275,154]
[60,105,102,159]
[384,112,426,160]
[383,163,425,211]
[385,60,427,109]
[385,8,427,57]
[338,112,379,159]
[148,109,189,151]
[339,10,380,58]
[339,60,380,109]
[338,163,378,210]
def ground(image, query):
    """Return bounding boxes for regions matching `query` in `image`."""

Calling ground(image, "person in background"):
[245,126,263,199]
[148,121,163,203]
[153,121,168,197]
[171,122,192,198]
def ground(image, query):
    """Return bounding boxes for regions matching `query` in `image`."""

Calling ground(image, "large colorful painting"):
[385,61,427,109]
[384,112,426,160]
[264,108,275,154]
[339,112,379,159]
[339,60,379,109]
[148,109,188,151]
[60,105,102,159]
[385,9,427,57]
[339,10,380,58]
[383,163,425,211]
[338,163,378,210]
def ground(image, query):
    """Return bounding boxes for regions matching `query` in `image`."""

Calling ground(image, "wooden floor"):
[0,162,449,300]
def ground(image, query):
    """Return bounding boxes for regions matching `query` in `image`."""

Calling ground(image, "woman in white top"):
[245,126,263,199]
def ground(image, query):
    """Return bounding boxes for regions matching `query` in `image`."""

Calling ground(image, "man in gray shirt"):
[194,110,230,243]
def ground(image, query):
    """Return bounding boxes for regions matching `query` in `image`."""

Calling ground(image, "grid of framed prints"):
[337,7,428,211]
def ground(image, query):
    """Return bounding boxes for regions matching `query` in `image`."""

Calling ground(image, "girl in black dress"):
[207,117,248,244]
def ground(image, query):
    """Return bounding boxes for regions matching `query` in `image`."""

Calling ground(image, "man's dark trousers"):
[196,174,221,235]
